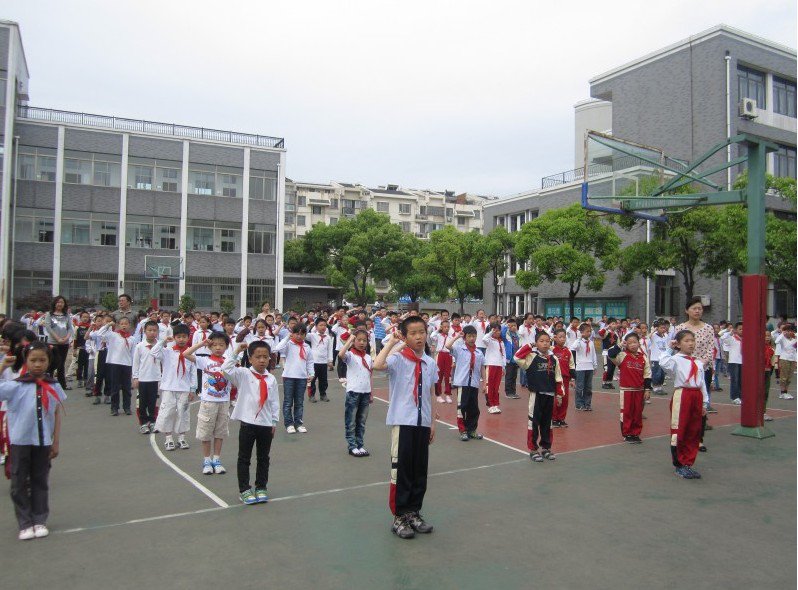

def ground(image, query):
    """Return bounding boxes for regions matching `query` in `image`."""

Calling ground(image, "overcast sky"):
[5,1,796,196]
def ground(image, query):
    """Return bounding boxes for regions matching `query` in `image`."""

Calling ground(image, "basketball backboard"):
[144,255,184,280]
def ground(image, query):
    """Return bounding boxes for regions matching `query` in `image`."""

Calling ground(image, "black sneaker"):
[309,396,317,403]
[632,436,643,444]
[124,409,132,416]
[706,405,718,414]
[110,410,119,416]
[391,514,415,539]
[506,393,521,400]
[406,512,434,534]
[686,466,702,479]
[92,397,101,405]
[560,421,569,427]
[624,435,634,443]
[320,395,330,402]
[552,420,562,428]
[699,444,707,452]
[541,449,556,460]
[530,451,543,462]
[584,407,593,412]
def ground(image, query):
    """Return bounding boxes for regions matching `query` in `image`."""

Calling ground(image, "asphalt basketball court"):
[2,368,795,589]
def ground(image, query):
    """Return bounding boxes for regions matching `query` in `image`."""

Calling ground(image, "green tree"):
[100,292,119,311]
[389,236,447,303]
[484,226,516,313]
[415,227,489,314]
[284,237,327,274]
[515,203,621,319]
[219,297,235,316]
[178,294,197,313]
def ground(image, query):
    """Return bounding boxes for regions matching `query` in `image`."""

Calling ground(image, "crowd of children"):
[0,296,795,541]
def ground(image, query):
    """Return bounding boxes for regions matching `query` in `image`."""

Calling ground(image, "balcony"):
[307,195,332,206]
[342,207,356,217]
[416,214,428,220]
[540,155,651,189]
[17,105,285,149]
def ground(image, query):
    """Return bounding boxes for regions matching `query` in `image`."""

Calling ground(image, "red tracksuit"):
[660,353,707,468]
[552,345,574,423]
[613,350,651,437]
[435,350,453,397]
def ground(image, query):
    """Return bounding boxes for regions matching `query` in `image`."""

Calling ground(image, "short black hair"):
[144,320,158,330]
[553,328,566,336]
[224,318,236,326]
[624,332,640,342]
[674,329,694,343]
[685,296,703,310]
[734,321,743,328]
[535,331,551,342]
[451,313,461,320]
[462,325,477,336]
[172,324,190,337]
[119,294,132,302]
[399,316,426,336]
[25,340,53,363]
[209,331,230,345]
[248,340,271,357]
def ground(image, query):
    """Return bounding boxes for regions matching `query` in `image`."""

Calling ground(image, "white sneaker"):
[178,439,190,450]
[732,398,742,405]
[202,459,214,475]
[297,425,308,433]
[764,414,773,422]
[783,393,794,400]
[0,454,5,465]
[139,425,150,435]
[164,439,176,451]
[33,524,49,538]
[436,396,445,403]
[286,425,296,434]
[18,527,35,541]
[494,406,502,414]
[445,395,453,404]
[778,393,786,399]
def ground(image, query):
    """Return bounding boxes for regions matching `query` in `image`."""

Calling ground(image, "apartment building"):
[484,24,796,322]
[284,180,489,242]
[0,20,286,316]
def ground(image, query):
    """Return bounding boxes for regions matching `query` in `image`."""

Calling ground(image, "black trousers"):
[105,363,132,412]
[138,381,159,425]
[390,425,430,516]
[48,343,70,389]
[94,349,107,396]
[237,422,274,492]
[10,444,51,529]
[529,392,554,451]
[76,348,89,381]
[505,363,518,396]
[310,363,328,397]
[458,386,480,433]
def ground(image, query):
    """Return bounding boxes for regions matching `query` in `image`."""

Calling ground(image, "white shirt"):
[223,360,279,426]
[385,349,438,427]
[132,340,162,382]
[97,324,135,366]
[719,330,742,365]
[343,350,372,393]
[481,333,507,367]
[649,333,670,363]
[518,324,536,347]
[659,351,709,404]
[272,336,314,379]
[565,327,580,348]
[430,332,449,355]
[569,337,598,371]
[196,355,231,402]
[191,328,213,356]
[775,334,797,362]
[309,331,334,364]
[245,331,274,351]
[150,340,196,392]
[471,318,490,342]
[451,340,484,387]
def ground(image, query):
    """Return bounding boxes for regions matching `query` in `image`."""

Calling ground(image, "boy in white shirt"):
[191,315,213,394]
[569,323,597,411]
[132,321,162,434]
[95,316,136,417]
[151,325,196,451]
[447,326,486,441]
[308,318,334,403]
[271,324,314,433]
[481,323,506,414]
[431,319,453,404]
[223,341,279,505]
[774,323,796,399]
[471,310,490,353]
[719,322,743,405]
[649,321,670,395]
[338,328,373,457]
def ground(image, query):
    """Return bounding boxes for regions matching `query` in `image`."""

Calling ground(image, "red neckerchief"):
[173,344,189,377]
[493,334,504,356]
[733,334,742,344]
[16,374,60,412]
[199,330,208,342]
[583,337,591,354]
[116,330,131,349]
[209,354,225,365]
[350,347,372,373]
[465,343,477,371]
[250,370,270,419]
[400,347,423,407]
[77,322,90,328]
[452,324,462,333]
[290,337,306,360]
[317,332,327,344]
[479,320,486,332]
[683,355,699,384]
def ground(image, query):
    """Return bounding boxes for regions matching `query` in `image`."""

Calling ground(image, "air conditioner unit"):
[700,295,711,307]
[739,98,758,120]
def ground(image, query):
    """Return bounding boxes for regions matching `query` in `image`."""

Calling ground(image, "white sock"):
[165,435,174,443]
[178,435,185,442]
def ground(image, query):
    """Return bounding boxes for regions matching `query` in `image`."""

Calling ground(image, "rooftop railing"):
[17,105,285,149]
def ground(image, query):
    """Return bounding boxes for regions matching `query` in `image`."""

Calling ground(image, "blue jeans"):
[651,361,665,387]
[282,377,305,427]
[575,370,593,409]
[729,363,741,401]
[344,391,371,449]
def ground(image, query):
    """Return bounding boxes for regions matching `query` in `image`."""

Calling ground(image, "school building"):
[0,20,286,317]
[483,24,797,323]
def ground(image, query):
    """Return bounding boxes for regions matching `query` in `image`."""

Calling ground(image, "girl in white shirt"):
[338,329,373,457]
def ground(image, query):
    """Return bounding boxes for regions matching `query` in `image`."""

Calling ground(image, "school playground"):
[2,370,796,590]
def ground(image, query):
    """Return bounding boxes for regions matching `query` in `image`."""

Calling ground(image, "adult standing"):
[257,302,271,321]
[44,295,73,389]
[674,297,717,415]
[112,294,136,325]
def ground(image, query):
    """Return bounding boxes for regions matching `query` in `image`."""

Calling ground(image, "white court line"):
[148,433,229,508]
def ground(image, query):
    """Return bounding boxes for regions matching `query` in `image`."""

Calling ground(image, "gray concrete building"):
[484,24,796,323]
[0,20,286,316]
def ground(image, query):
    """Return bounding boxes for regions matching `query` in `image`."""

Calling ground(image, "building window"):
[190,170,215,195]
[218,229,241,253]
[311,205,323,215]
[220,173,242,198]
[188,227,214,251]
[159,282,177,308]
[249,169,277,200]
[64,156,92,185]
[188,284,213,308]
[132,165,154,190]
[330,198,339,209]
[247,224,276,254]
[17,153,37,180]
[297,215,306,227]
[400,222,411,232]
[58,219,89,245]
[495,216,505,229]
[456,216,467,227]
[329,217,338,225]
[297,196,306,207]
[156,224,178,249]
[99,222,117,246]
[773,76,796,118]
[655,275,680,317]
[285,213,295,225]
[376,201,389,212]
[156,165,181,192]
[774,145,796,179]
[399,203,411,215]
[473,210,481,220]
[127,223,154,248]
[738,65,766,109]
